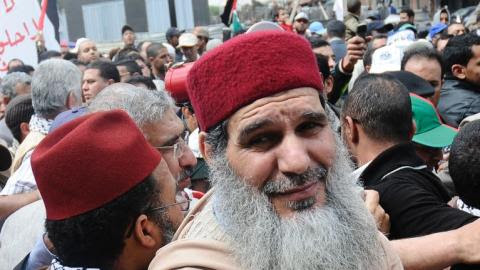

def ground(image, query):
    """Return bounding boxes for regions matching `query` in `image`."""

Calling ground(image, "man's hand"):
[341,36,370,73]
[364,189,390,234]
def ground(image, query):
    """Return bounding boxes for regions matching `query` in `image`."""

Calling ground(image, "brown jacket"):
[149,189,404,270]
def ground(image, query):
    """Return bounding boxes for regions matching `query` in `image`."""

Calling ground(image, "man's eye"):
[297,122,322,133]
[247,134,280,149]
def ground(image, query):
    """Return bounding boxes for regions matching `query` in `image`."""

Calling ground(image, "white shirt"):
[0,150,36,195]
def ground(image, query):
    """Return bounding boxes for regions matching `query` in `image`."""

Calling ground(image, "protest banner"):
[0,0,60,76]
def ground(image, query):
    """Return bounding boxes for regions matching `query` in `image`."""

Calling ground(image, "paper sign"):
[0,0,60,76]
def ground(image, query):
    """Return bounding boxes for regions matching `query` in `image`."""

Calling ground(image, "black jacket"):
[359,143,477,240]
[437,78,480,128]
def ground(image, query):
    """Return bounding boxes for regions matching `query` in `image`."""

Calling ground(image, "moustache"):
[262,166,327,195]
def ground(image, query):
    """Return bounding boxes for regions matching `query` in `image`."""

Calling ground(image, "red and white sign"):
[0,0,60,76]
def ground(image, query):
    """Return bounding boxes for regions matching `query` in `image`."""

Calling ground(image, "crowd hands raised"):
[1,0,480,269]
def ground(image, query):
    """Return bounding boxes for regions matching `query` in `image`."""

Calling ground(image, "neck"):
[152,69,165,80]
[354,136,396,167]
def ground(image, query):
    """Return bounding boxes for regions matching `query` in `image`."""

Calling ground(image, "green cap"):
[411,94,458,148]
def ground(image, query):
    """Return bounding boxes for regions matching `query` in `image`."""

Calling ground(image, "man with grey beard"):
[149,30,402,270]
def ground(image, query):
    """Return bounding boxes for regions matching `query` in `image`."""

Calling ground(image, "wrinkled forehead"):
[228,87,324,131]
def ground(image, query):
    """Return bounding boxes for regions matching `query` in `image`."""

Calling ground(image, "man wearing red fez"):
[149,31,402,269]
[31,110,184,269]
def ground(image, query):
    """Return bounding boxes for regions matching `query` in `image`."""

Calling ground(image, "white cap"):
[162,42,176,60]
[71,38,90,54]
[206,38,223,52]
[177,33,198,49]
[370,45,403,74]
[294,12,309,21]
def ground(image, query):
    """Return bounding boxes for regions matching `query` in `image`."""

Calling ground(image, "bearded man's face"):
[205,87,385,269]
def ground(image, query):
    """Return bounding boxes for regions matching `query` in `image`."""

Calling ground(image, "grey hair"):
[0,72,31,99]
[204,119,229,156]
[31,59,82,118]
[88,83,175,137]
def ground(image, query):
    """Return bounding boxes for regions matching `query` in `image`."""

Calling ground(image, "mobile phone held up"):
[356,24,367,40]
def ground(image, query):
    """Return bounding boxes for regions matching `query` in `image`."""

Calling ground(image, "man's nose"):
[276,135,310,175]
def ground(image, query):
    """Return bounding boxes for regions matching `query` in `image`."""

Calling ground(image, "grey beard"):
[209,135,386,270]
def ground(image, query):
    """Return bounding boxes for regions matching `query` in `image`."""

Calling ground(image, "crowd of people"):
[0,0,480,269]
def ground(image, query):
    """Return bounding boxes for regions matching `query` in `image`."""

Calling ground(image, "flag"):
[46,0,60,42]
[231,10,243,33]
[220,0,237,26]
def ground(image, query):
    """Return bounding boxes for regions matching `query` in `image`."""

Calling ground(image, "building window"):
[82,0,126,42]
[174,0,194,29]
[145,0,171,33]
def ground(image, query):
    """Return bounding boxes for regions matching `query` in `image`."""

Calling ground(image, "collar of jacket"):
[359,142,425,187]
[444,77,480,93]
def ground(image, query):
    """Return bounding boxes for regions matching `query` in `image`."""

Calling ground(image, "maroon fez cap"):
[186,30,324,131]
[32,110,162,220]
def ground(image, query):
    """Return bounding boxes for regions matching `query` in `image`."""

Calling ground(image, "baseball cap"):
[121,25,134,34]
[177,33,198,48]
[428,23,447,39]
[294,12,309,21]
[309,21,326,35]
[410,93,458,148]
[193,27,209,39]
[166,27,184,39]
[386,71,435,98]
[370,45,403,74]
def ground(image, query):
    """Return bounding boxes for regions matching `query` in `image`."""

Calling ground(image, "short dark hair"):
[342,73,413,143]
[146,43,166,59]
[326,20,346,38]
[400,8,414,18]
[46,175,166,268]
[273,7,286,20]
[347,0,361,14]
[309,35,330,49]
[114,47,139,62]
[449,120,480,209]
[115,59,142,76]
[443,33,480,76]
[126,75,156,90]
[7,65,34,75]
[86,60,120,83]
[315,54,331,79]
[39,50,62,63]
[5,94,34,142]
[401,47,445,78]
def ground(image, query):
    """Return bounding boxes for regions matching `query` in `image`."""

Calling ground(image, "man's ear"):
[107,79,115,85]
[342,116,359,144]
[133,214,160,248]
[20,122,30,139]
[66,92,80,109]
[451,64,466,80]
[199,131,213,163]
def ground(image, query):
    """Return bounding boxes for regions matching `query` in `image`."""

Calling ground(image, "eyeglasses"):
[145,198,191,214]
[156,131,190,159]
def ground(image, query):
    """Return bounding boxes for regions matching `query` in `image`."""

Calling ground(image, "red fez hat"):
[186,30,323,131]
[32,110,161,220]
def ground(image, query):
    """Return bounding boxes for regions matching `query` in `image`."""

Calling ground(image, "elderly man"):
[74,38,99,64]
[149,30,401,269]
[0,72,31,145]
[32,110,183,269]
[2,59,82,194]
[0,84,197,269]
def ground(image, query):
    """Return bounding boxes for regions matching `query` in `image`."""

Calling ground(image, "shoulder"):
[148,238,239,270]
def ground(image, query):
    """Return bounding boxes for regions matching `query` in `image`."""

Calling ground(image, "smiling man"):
[149,31,402,270]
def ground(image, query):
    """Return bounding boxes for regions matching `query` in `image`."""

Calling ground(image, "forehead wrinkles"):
[237,88,320,121]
